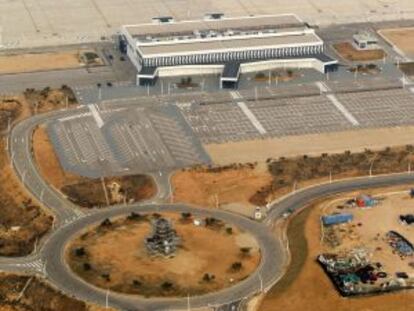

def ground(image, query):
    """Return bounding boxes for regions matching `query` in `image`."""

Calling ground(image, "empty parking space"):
[337,89,414,127]
[48,105,210,177]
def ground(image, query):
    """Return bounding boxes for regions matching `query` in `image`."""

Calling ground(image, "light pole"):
[258,273,263,293]
[105,288,109,309]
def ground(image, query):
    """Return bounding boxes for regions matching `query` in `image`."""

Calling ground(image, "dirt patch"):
[67,212,260,297]
[0,273,113,311]
[259,186,414,311]
[333,42,386,61]
[23,85,78,114]
[251,145,414,205]
[205,126,414,166]
[61,175,156,208]
[172,163,272,209]
[0,95,32,134]
[32,126,156,208]
[0,51,102,74]
[0,138,52,256]
[379,28,414,57]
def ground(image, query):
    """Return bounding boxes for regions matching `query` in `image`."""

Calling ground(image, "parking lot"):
[178,85,414,144]
[48,105,210,177]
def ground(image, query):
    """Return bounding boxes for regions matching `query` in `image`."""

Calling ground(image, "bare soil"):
[173,145,414,211]
[379,28,414,57]
[0,139,52,256]
[32,126,156,208]
[251,145,414,205]
[259,186,414,311]
[205,126,414,166]
[23,86,78,114]
[67,212,260,297]
[333,42,386,61]
[0,51,93,74]
[172,163,272,209]
[0,96,31,134]
[322,191,414,277]
[0,273,113,311]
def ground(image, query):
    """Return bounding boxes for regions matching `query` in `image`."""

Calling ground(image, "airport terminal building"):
[120,14,337,88]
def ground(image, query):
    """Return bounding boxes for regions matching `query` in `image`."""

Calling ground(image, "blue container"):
[322,213,354,226]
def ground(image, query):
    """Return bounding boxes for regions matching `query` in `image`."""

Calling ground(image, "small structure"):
[322,213,353,226]
[356,194,377,208]
[145,217,181,257]
[353,32,379,50]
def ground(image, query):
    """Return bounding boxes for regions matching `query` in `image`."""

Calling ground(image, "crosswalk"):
[16,259,44,273]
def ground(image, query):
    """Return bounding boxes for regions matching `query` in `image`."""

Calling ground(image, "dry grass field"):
[0,52,83,74]
[333,42,386,61]
[67,212,260,297]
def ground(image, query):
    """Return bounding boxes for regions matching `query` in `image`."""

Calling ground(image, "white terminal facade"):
[120,14,337,88]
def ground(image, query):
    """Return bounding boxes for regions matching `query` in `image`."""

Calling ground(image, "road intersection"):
[3,105,414,310]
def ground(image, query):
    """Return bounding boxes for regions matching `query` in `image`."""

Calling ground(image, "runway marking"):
[315,81,359,126]
[230,91,267,135]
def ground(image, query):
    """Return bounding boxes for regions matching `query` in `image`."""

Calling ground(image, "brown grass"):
[32,126,156,208]
[0,273,115,311]
[67,212,260,297]
[172,164,272,209]
[333,42,386,61]
[0,139,52,256]
[0,52,82,74]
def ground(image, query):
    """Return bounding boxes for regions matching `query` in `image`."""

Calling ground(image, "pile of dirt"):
[67,212,260,297]
[251,146,414,205]
[0,273,111,311]
[61,175,155,208]
[172,163,271,209]
[333,42,386,61]
[23,85,77,114]
[0,140,52,256]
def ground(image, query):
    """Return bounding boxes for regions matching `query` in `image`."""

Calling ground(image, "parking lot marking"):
[315,81,359,126]
[87,104,104,128]
[230,91,267,135]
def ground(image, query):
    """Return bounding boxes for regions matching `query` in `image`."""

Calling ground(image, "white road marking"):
[315,81,359,126]
[87,104,104,128]
[230,91,267,135]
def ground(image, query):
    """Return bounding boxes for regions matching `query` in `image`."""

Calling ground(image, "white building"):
[120,14,337,88]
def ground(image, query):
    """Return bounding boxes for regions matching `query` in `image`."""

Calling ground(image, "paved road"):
[4,107,284,310]
[3,106,414,310]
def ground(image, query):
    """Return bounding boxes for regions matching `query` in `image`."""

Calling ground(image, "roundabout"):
[5,106,414,310]
[40,204,282,310]
[66,211,261,297]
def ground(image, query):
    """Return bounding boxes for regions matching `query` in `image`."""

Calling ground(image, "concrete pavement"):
[3,105,414,310]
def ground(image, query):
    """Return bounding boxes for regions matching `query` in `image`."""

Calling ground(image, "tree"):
[240,247,251,256]
[231,262,243,272]
[83,263,92,271]
[100,218,112,227]
[226,227,233,235]
[75,247,86,257]
[161,281,173,290]
[203,273,215,282]
[127,212,142,221]
[132,280,142,287]
[181,212,192,220]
